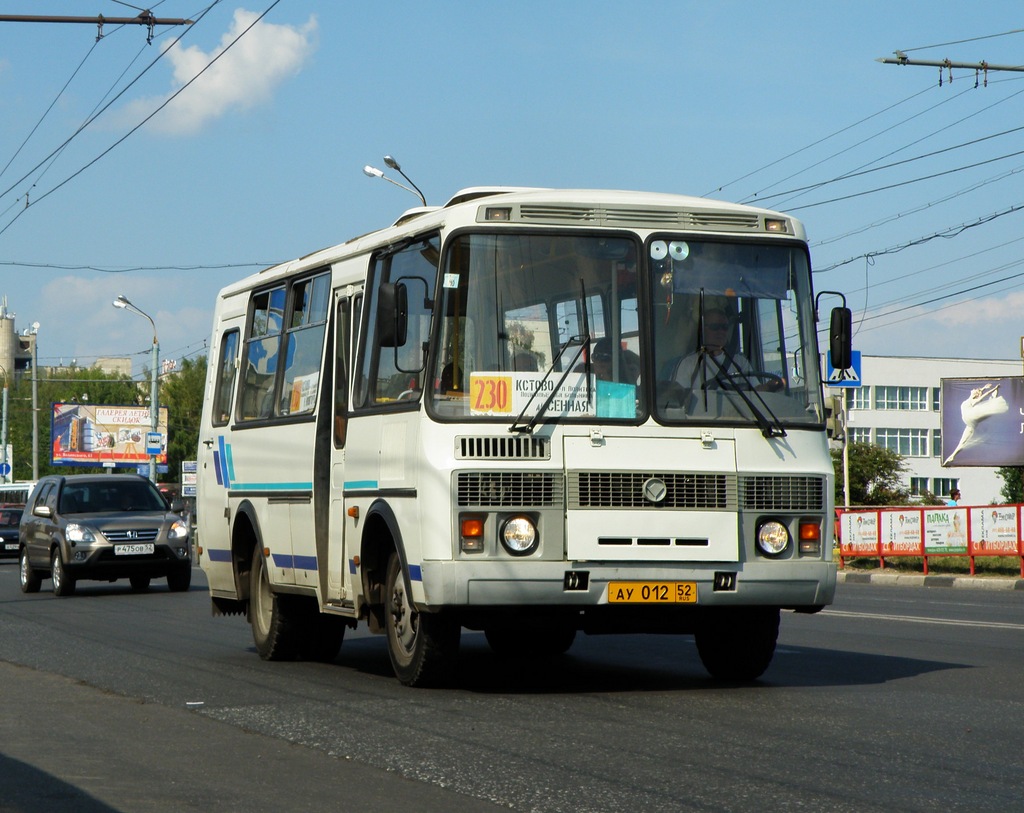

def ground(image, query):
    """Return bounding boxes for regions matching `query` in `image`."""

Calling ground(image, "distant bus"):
[197,186,851,686]
[0,482,35,505]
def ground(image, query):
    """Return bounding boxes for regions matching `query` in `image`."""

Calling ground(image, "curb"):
[837,570,1024,590]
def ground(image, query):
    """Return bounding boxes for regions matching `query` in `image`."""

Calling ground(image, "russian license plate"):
[4,542,17,551]
[115,543,154,556]
[607,581,697,604]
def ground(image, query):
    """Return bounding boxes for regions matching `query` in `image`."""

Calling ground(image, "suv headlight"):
[169,519,190,541]
[65,523,96,544]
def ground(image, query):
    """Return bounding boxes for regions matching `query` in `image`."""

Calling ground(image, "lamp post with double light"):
[112,295,159,482]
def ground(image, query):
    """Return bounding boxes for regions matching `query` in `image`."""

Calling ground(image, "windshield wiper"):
[691,291,786,439]
[700,352,786,438]
[510,279,592,434]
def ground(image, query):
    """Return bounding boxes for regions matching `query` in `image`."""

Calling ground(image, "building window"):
[910,477,929,496]
[875,385,928,411]
[845,386,871,410]
[847,427,872,444]
[932,429,942,458]
[932,387,940,411]
[877,427,929,457]
[933,478,958,499]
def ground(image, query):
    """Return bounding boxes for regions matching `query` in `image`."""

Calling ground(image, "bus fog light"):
[500,516,538,556]
[798,521,821,555]
[756,521,789,556]
[460,516,485,553]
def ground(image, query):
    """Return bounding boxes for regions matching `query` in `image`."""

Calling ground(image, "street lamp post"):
[0,364,8,484]
[113,295,159,482]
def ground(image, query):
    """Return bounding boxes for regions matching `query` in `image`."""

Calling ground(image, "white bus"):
[197,187,851,686]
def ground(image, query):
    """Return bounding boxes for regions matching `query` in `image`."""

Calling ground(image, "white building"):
[832,354,1022,505]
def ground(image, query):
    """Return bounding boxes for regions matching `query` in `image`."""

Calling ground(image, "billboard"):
[51,403,169,469]
[940,376,1024,467]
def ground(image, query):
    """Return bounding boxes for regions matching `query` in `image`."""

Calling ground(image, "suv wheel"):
[19,548,41,593]
[51,549,77,597]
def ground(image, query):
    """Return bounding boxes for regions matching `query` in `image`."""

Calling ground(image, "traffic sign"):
[827,350,861,387]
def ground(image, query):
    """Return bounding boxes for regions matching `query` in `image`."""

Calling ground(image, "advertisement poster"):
[969,506,1019,555]
[879,509,923,554]
[940,377,1024,467]
[923,508,968,554]
[51,403,169,468]
[840,511,878,556]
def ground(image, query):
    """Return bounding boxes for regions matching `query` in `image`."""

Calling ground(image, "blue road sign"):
[826,350,861,387]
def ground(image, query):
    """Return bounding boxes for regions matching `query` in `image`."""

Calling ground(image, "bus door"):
[198,319,242,588]
[324,289,358,601]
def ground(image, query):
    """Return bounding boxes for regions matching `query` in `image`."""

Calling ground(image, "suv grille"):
[104,528,160,543]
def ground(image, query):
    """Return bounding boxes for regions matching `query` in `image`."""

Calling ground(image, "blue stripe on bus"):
[217,436,230,486]
[225,440,236,481]
[206,548,231,562]
[409,564,422,581]
[271,553,293,568]
[293,555,318,571]
[212,450,223,486]
[349,558,358,574]
[344,480,379,490]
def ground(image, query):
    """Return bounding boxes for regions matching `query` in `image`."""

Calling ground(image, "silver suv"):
[19,474,192,596]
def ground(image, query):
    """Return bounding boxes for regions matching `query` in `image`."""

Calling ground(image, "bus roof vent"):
[456,435,551,461]
[515,204,762,231]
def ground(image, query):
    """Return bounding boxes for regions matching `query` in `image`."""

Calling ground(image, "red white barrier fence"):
[836,504,1024,577]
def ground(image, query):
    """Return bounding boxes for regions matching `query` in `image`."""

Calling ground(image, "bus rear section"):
[197,187,849,686]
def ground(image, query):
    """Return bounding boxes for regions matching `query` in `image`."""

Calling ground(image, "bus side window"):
[212,330,239,426]
[239,286,286,420]
[356,236,439,407]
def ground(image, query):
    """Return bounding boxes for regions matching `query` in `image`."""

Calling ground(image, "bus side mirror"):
[829,307,852,370]
[377,282,408,347]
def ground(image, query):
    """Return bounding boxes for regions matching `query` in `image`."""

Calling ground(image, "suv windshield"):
[59,480,167,514]
[426,231,822,430]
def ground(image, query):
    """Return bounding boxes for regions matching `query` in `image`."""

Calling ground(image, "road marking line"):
[821,609,1024,631]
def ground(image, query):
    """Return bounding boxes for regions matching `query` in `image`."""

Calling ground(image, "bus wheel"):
[485,625,576,658]
[249,546,300,660]
[694,606,779,681]
[384,552,459,686]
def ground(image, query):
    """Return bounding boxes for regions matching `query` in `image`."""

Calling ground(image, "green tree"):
[831,441,911,506]
[160,356,207,479]
[997,466,1024,503]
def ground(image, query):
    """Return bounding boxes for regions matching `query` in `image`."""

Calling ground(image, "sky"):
[2,1,1024,381]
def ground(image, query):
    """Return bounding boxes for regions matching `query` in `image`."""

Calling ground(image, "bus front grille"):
[455,435,550,460]
[456,471,563,507]
[568,472,736,509]
[739,475,826,511]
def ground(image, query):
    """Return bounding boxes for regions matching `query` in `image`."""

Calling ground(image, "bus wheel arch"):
[231,501,261,604]
[359,500,406,634]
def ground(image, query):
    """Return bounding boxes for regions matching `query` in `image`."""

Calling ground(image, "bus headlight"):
[756,521,789,557]
[500,516,538,556]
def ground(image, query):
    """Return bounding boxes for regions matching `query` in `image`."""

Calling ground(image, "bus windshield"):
[427,231,822,429]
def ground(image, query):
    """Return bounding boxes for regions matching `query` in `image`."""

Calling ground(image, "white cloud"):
[122,9,317,136]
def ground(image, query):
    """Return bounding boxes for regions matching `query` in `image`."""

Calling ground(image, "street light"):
[113,295,159,482]
[0,363,8,484]
[362,153,427,206]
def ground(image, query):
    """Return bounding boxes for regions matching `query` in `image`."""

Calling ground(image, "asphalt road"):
[1,561,1022,812]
